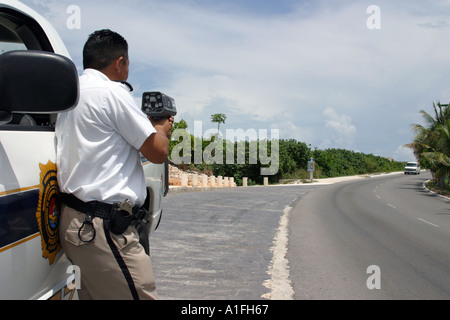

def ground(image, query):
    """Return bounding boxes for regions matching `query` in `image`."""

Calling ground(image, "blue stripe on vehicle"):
[0,189,40,249]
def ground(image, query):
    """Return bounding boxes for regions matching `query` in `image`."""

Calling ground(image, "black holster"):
[108,209,136,235]
[133,207,152,255]
[109,206,151,255]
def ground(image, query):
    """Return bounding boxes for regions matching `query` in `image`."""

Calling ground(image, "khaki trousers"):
[59,204,158,300]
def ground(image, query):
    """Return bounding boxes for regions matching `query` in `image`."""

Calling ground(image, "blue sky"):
[21,0,450,161]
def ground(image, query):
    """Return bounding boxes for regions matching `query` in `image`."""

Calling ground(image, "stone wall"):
[169,164,236,188]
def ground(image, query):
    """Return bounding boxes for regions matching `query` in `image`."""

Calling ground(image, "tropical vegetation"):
[169,119,406,186]
[405,102,450,192]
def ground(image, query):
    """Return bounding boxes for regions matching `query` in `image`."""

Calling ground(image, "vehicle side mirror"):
[0,50,79,125]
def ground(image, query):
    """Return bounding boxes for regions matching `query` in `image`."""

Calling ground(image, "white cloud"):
[270,121,316,146]
[323,107,356,150]
[19,0,450,159]
[394,145,417,162]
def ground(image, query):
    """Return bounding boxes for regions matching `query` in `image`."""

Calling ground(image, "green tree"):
[210,113,226,135]
[405,102,450,190]
[172,119,188,131]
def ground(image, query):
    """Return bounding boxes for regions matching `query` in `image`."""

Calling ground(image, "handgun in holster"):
[109,199,152,256]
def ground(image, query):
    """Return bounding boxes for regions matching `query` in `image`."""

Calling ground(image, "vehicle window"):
[0,8,55,131]
[0,40,26,53]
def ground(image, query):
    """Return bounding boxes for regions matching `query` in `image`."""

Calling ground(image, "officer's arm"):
[139,118,172,164]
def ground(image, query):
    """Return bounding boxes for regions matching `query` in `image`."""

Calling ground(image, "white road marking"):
[417,218,439,227]
[262,205,294,300]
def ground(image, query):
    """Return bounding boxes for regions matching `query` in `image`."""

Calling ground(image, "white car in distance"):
[404,161,420,175]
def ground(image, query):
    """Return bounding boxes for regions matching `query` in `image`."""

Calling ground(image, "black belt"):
[60,193,116,219]
[60,192,151,257]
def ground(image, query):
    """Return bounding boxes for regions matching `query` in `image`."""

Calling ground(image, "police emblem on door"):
[36,161,61,265]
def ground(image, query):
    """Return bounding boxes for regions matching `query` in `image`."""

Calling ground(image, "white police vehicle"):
[0,0,167,299]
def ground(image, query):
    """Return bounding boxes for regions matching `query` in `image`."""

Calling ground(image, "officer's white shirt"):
[56,68,156,206]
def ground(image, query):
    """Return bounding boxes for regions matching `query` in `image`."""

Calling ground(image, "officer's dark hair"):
[83,29,128,70]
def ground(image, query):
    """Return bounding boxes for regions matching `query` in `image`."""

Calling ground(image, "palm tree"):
[422,120,450,189]
[405,102,450,190]
[211,113,226,135]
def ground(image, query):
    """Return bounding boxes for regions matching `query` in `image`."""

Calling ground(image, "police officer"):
[56,29,173,300]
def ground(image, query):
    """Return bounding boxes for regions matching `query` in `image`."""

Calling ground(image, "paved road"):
[288,172,450,299]
[149,184,320,300]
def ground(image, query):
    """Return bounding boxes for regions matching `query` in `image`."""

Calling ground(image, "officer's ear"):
[113,56,122,71]
[113,56,129,79]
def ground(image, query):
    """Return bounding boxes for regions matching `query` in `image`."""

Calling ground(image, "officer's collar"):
[83,69,134,92]
[114,80,134,92]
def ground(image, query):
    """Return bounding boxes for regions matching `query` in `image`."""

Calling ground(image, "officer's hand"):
[149,116,174,139]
